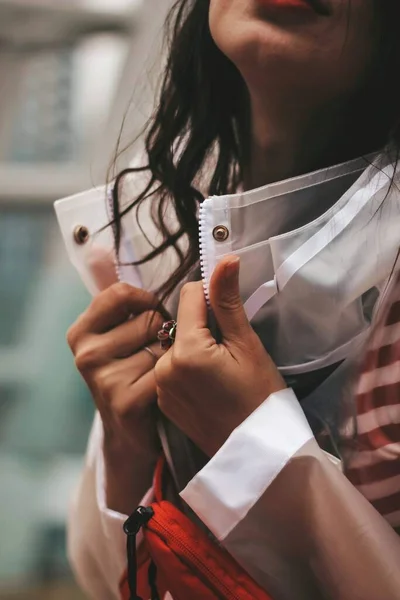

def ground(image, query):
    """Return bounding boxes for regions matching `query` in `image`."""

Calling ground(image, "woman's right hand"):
[67,282,166,514]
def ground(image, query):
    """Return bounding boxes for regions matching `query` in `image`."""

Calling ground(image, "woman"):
[62,1,400,599]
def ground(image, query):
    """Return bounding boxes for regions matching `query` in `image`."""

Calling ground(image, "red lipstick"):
[256,0,330,16]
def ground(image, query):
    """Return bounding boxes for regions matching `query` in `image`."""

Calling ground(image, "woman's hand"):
[67,282,166,513]
[155,256,285,457]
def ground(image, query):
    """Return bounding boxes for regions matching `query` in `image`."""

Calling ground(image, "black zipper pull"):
[123,506,154,600]
[124,506,154,536]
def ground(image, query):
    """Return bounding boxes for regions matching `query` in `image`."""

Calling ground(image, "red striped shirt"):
[345,271,400,527]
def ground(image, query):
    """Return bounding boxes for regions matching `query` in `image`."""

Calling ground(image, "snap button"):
[212,225,229,242]
[73,225,90,245]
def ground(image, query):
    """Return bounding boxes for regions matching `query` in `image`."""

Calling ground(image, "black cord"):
[126,534,143,600]
[148,560,161,600]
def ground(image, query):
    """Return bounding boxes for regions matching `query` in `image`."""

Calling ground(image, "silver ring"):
[143,345,158,363]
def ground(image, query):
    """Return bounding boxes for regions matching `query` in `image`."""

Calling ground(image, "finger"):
[208,255,251,343]
[91,346,159,402]
[87,247,119,291]
[72,283,165,341]
[73,313,164,373]
[97,365,158,418]
[111,341,163,382]
[153,341,173,388]
[100,311,164,359]
[140,341,164,367]
[174,281,208,343]
[122,368,158,415]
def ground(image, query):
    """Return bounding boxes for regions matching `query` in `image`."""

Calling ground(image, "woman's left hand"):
[155,255,286,456]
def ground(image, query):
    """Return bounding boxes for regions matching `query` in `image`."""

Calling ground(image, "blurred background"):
[0,0,170,597]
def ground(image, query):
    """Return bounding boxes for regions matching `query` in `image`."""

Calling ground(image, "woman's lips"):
[256,0,331,16]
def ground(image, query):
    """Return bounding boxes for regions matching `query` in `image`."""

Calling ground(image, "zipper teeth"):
[107,188,122,283]
[149,516,242,600]
[199,200,211,308]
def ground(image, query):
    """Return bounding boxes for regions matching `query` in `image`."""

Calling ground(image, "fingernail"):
[224,257,240,280]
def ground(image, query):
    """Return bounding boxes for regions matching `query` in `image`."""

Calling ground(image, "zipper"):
[147,507,243,600]
[199,198,213,308]
[123,506,155,600]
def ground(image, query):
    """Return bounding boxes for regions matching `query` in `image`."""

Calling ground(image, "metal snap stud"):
[212,225,229,242]
[73,225,90,245]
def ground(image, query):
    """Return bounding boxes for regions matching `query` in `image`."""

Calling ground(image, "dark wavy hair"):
[111,0,400,303]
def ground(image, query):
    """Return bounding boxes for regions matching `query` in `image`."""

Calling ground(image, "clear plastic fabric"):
[199,154,400,376]
[57,162,400,600]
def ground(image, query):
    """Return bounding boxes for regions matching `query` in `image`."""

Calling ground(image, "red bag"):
[120,458,274,600]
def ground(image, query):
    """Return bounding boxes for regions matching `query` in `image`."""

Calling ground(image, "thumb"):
[208,255,251,343]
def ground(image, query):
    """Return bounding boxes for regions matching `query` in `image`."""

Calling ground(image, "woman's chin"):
[212,20,319,92]
[210,7,323,73]
[209,0,375,107]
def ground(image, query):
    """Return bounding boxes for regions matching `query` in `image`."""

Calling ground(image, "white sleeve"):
[67,412,153,600]
[180,388,313,539]
[180,388,321,600]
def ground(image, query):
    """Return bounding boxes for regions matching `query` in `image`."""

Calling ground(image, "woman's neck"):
[241,90,368,190]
